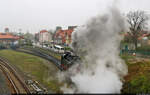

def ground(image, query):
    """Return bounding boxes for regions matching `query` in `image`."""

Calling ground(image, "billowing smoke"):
[58,4,128,94]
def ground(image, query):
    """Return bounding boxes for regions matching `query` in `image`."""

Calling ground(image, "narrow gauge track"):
[0,57,30,94]
[0,64,19,94]
[16,47,64,71]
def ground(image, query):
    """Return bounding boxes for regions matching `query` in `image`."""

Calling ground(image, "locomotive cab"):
[61,51,81,70]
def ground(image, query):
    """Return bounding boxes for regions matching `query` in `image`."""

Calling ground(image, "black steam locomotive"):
[61,51,81,70]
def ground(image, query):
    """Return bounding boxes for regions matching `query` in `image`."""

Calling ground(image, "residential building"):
[39,30,52,44]
[138,33,150,46]
[122,31,150,50]
[54,26,77,45]
[52,26,62,42]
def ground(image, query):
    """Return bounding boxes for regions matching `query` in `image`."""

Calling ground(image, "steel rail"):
[0,57,30,94]
[0,63,19,94]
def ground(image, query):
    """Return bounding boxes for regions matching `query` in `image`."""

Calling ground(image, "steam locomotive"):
[60,51,81,70]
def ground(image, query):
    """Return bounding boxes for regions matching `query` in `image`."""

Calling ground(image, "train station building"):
[0,33,21,48]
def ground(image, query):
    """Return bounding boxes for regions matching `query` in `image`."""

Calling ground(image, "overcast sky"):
[0,0,150,33]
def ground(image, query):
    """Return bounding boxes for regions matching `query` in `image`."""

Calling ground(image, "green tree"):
[24,32,34,41]
[23,32,34,46]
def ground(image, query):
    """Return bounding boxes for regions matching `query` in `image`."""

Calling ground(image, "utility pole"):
[42,32,43,47]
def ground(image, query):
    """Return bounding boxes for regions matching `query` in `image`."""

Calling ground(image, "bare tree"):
[127,10,149,50]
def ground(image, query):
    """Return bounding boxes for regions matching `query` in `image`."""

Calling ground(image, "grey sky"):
[0,0,150,33]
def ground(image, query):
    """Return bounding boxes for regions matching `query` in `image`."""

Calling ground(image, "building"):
[122,31,150,50]
[39,30,52,44]
[0,33,21,48]
[54,26,77,45]
[138,33,150,46]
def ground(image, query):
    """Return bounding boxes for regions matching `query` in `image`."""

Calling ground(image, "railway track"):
[0,57,30,94]
[15,47,80,71]
[0,64,19,93]
[15,47,64,71]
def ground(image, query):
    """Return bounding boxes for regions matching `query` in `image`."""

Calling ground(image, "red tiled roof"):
[55,29,73,37]
[138,33,150,40]
[55,29,74,43]
[40,30,48,33]
[0,33,20,40]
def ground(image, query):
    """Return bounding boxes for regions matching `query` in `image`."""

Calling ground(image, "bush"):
[64,47,72,51]
[123,74,150,93]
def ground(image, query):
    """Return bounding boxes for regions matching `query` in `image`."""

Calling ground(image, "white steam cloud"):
[58,4,128,94]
